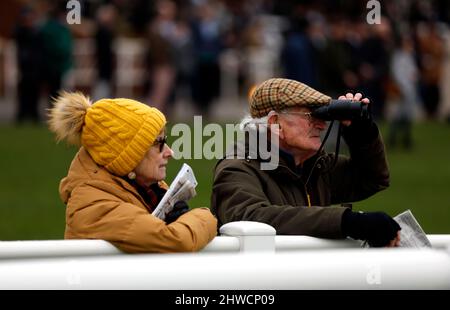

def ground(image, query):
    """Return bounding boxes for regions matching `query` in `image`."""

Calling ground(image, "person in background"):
[388,33,421,150]
[39,1,73,106]
[211,78,401,247]
[93,4,117,99]
[14,5,43,123]
[48,92,217,253]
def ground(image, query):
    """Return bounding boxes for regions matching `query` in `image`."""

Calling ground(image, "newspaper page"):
[394,209,432,248]
[152,163,197,220]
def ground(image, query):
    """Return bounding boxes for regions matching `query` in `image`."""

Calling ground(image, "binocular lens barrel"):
[311,100,371,121]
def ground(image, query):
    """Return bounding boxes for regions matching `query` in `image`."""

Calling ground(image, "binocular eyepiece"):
[311,100,371,121]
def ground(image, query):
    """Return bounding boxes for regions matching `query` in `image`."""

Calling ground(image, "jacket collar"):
[61,147,150,208]
[275,148,323,181]
[223,129,328,181]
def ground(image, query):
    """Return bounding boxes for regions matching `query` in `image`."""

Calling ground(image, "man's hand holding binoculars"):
[337,92,370,127]
[310,92,371,123]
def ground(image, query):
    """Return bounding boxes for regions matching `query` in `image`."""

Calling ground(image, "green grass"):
[0,124,74,240]
[354,122,450,234]
[0,121,449,240]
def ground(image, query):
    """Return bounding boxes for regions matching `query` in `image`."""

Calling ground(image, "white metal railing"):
[1,221,450,259]
[1,221,449,289]
[0,248,449,289]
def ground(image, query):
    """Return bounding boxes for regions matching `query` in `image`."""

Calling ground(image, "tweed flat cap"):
[250,78,331,117]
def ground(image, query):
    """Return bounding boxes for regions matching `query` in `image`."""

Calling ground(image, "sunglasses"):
[153,135,168,152]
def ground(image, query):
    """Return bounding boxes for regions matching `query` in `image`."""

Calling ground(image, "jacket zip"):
[277,162,313,208]
[304,183,311,207]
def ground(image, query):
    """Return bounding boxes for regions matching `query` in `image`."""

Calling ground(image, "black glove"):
[341,209,401,247]
[165,201,190,224]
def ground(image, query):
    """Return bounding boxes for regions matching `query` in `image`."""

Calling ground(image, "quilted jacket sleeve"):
[65,184,217,253]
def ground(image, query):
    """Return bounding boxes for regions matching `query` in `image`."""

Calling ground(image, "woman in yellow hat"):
[48,92,217,253]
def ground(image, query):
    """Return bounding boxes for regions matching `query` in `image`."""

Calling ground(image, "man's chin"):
[311,141,322,150]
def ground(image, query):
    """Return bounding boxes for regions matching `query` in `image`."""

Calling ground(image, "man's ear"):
[268,113,283,139]
[267,113,278,127]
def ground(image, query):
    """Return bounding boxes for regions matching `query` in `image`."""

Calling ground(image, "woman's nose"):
[163,145,174,158]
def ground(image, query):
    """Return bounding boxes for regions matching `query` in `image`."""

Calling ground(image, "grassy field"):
[0,121,449,240]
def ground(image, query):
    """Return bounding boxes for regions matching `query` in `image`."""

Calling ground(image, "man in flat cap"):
[211,78,400,247]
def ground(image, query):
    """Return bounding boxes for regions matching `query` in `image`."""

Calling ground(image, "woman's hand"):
[165,201,190,224]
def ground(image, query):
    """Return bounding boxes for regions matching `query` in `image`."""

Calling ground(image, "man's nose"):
[313,119,327,130]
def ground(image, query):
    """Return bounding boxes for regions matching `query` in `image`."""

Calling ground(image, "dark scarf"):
[126,179,167,213]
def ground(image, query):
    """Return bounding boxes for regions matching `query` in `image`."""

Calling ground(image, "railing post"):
[219,221,276,253]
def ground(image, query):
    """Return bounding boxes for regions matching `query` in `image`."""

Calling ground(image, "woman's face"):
[134,132,173,188]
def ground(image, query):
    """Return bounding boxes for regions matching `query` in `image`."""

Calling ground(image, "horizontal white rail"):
[275,235,450,251]
[1,235,447,259]
[0,237,241,259]
[202,236,240,252]
[1,222,449,289]
[427,235,450,249]
[0,220,449,259]
[0,249,449,289]
[0,240,122,259]
[275,236,361,250]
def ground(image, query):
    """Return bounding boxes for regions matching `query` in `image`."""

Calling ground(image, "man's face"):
[277,107,327,161]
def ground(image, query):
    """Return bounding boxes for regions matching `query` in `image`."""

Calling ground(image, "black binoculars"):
[311,100,371,121]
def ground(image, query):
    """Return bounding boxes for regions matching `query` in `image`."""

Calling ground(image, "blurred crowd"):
[1,0,450,135]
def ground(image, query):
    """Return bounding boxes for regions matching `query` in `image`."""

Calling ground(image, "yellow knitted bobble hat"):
[48,91,166,176]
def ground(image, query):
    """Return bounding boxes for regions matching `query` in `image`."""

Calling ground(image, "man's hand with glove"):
[341,209,401,247]
[165,201,190,224]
